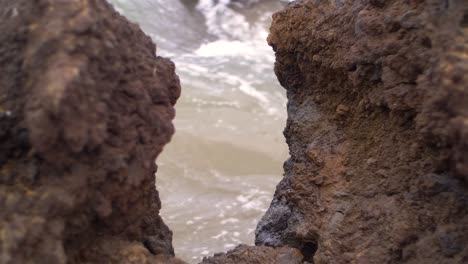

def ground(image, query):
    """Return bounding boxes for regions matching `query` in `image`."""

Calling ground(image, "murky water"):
[108,0,288,262]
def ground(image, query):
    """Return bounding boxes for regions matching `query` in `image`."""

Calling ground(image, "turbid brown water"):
[108,0,288,262]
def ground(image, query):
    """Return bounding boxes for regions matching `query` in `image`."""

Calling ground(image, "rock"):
[144,235,174,256]
[256,0,468,263]
[0,0,181,263]
[335,104,350,116]
[83,238,186,264]
[366,158,377,166]
[199,244,303,264]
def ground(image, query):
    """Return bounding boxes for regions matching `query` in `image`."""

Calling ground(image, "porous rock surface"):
[200,244,304,264]
[254,0,468,263]
[0,0,182,263]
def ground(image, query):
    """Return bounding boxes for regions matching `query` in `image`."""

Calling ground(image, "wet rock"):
[144,235,175,256]
[0,0,181,263]
[255,197,295,247]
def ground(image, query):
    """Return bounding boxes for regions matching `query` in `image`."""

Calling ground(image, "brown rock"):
[0,0,181,263]
[256,1,468,264]
[335,104,350,116]
[199,244,303,264]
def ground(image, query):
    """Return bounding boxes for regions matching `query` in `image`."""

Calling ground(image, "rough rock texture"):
[255,0,468,263]
[200,244,304,264]
[0,0,182,263]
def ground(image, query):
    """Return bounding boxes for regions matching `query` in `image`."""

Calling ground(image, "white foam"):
[239,82,270,104]
[211,230,229,239]
[197,0,250,40]
[196,40,258,58]
[220,218,240,225]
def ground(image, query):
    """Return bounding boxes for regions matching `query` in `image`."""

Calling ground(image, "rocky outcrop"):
[254,0,468,263]
[2,0,468,263]
[0,0,181,263]
[200,244,304,264]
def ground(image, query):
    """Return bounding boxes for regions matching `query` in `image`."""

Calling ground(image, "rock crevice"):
[1,1,468,264]
[202,0,468,263]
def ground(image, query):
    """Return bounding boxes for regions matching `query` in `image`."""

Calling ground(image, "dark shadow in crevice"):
[461,11,468,28]
[300,240,318,263]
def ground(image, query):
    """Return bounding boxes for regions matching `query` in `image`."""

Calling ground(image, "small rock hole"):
[347,63,357,72]
[301,240,318,262]
[461,12,468,28]
[421,36,432,49]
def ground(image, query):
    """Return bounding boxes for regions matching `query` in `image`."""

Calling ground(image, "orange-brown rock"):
[256,0,468,263]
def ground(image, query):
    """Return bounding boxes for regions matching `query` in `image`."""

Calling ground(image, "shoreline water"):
[108,0,288,262]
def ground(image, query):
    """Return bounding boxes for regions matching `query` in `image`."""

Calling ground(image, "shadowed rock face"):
[255,0,468,263]
[0,0,182,263]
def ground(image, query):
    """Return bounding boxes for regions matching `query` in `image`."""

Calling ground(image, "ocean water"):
[108,0,288,262]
